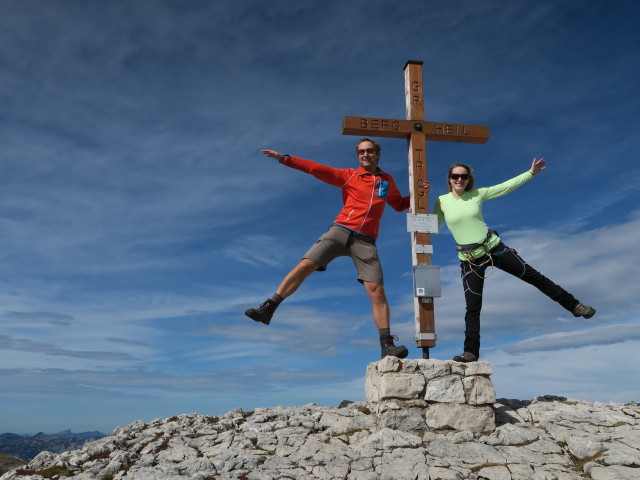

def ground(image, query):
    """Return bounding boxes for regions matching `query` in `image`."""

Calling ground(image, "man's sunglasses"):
[449,173,470,180]
[357,148,376,154]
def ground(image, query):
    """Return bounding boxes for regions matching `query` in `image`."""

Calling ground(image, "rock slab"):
[366,357,497,433]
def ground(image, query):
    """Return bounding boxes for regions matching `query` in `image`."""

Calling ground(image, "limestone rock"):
[425,403,495,433]
[2,365,638,480]
[367,358,497,432]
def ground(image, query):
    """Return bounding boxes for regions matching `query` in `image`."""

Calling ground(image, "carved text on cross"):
[343,117,488,143]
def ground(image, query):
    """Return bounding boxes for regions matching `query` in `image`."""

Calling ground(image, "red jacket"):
[281,156,410,239]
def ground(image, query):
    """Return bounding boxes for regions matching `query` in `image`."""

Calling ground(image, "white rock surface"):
[367,358,498,433]
[2,395,638,480]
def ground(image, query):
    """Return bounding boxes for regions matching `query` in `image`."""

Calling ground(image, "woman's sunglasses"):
[449,173,470,180]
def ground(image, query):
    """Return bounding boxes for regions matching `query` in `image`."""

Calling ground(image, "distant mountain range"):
[0,430,106,461]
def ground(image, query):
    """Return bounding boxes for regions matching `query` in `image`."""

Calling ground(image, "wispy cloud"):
[0,334,136,361]
[504,323,640,354]
[211,305,367,357]
[0,364,353,399]
[487,341,640,404]
[3,311,75,327]
[222,234,295,268]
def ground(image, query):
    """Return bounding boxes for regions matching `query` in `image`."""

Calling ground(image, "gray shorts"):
[303,224,384,285]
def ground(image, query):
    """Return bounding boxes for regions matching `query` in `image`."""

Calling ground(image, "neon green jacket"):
[434,170,534,260]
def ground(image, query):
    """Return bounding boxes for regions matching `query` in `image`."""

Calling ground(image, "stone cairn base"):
[365,356,496,434]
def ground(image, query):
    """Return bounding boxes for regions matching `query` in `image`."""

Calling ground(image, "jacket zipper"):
[358,174,376,233]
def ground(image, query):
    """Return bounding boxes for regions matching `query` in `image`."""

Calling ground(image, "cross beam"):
[343,117,488,143]
[342,60,490,359]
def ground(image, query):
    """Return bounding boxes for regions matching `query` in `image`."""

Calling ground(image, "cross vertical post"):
[342,60,489,359]
[404,61,435,358]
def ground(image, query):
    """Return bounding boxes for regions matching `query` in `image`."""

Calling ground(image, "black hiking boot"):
[572,302,596,319]
[453,352,478,363]
[380,334,408,359]
[244,299,277,325]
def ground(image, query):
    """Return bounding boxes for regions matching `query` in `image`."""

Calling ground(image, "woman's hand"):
[530,157,546,175]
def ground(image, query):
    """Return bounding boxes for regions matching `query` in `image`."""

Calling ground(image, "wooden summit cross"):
[342,60,490,359]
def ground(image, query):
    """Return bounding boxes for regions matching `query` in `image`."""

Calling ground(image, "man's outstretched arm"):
[260,149,350,187]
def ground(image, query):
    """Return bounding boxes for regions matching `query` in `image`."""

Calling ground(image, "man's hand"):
[261,149,282,161]
[530,157,546,175]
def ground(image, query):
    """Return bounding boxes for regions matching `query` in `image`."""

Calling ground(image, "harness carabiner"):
[464,249,495,279]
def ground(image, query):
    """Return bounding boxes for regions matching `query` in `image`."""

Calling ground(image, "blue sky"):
[1,0,639,434]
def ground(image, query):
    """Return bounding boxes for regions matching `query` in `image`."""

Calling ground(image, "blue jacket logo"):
[376,180,389,199]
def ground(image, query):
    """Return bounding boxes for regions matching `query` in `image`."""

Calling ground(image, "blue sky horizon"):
[1,0,639,435]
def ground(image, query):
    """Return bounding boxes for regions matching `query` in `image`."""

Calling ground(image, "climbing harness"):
[458,230,498,279]
[463,252,495,279]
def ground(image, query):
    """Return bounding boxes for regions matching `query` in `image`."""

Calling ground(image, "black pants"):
[460,242,579,357]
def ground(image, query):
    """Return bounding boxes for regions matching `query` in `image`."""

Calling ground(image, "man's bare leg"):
[364,281,408,359]
[363,281,390,329]
[275,259,320,299]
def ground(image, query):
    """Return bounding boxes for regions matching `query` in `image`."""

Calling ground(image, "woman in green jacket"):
[434,158,595,362]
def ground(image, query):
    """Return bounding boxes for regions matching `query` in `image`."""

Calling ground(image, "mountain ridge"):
[0,431,106,462]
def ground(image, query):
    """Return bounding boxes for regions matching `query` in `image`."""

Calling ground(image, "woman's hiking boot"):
[453,352,478,363]
[572,302,596,319]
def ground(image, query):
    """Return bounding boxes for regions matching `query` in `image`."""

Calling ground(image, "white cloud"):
[211,305,369,357]
[504,323,640,353]
[432,210,640,340]
[222,234,294,268]
[486,341,640,404]
[0,363,354,400]
[0,334,136,361]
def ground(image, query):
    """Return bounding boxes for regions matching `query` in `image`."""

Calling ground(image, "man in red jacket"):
[245,138,414,359]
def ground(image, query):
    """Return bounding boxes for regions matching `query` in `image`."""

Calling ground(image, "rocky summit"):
[1,360,639,480]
